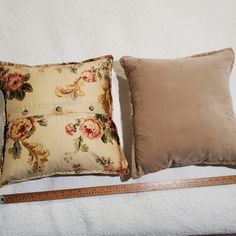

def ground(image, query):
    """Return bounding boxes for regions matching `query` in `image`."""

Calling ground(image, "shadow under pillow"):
[120,48,236,178]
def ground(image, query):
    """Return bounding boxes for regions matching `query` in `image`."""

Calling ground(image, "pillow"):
[0,55,128,187]
[120,48,236,178]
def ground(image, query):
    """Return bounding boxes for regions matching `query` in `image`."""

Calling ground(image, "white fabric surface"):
[0,0,236,235]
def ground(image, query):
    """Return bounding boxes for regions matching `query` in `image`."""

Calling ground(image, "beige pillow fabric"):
[0,55,128,186]
[120,48,236,178]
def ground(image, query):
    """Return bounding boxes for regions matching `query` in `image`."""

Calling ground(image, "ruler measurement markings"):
[1,175,236,204]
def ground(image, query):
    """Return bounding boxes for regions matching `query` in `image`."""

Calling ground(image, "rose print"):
[81,70,96,83]
[55,57,113,100]
[65,114,120,144]
[65,115,120,154]
[80,118,102,139]
[7,116,50,172]
[65,123,76,136]
[9,117,36,141]
[55,70,96,99]
[64,113,127,174]
[0,64,32,101]
[5,73,25,92]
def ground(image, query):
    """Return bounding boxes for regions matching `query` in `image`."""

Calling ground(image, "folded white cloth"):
[0,0,236,235]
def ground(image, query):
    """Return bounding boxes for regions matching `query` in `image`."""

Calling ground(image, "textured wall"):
[0,0,236,235]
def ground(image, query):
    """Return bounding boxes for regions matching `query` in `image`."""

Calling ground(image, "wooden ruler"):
[1,175,236,204]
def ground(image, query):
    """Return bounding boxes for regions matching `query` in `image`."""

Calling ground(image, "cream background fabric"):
[0,0,236,235]
[0,57,128,185]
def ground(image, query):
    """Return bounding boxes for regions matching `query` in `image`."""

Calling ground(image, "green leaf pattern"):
[8,141,22,159]
[0,65,33,101]
[74,136,89,152]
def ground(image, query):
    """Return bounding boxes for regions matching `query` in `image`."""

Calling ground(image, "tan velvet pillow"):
[0,55,128,187]
[120,48,236,178]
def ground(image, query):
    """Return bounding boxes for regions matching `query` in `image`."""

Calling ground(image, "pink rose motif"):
[65,123,75,136]
[5,73,24,92]
[81,70,96,83]
[80,118,102,139]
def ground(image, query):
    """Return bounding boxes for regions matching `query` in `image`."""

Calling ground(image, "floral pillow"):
[0,55,128,187]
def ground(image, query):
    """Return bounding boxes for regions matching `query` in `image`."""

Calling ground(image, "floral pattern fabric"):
[0,65,33,101]
[0,55,128,187]
[7,116,50,172]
